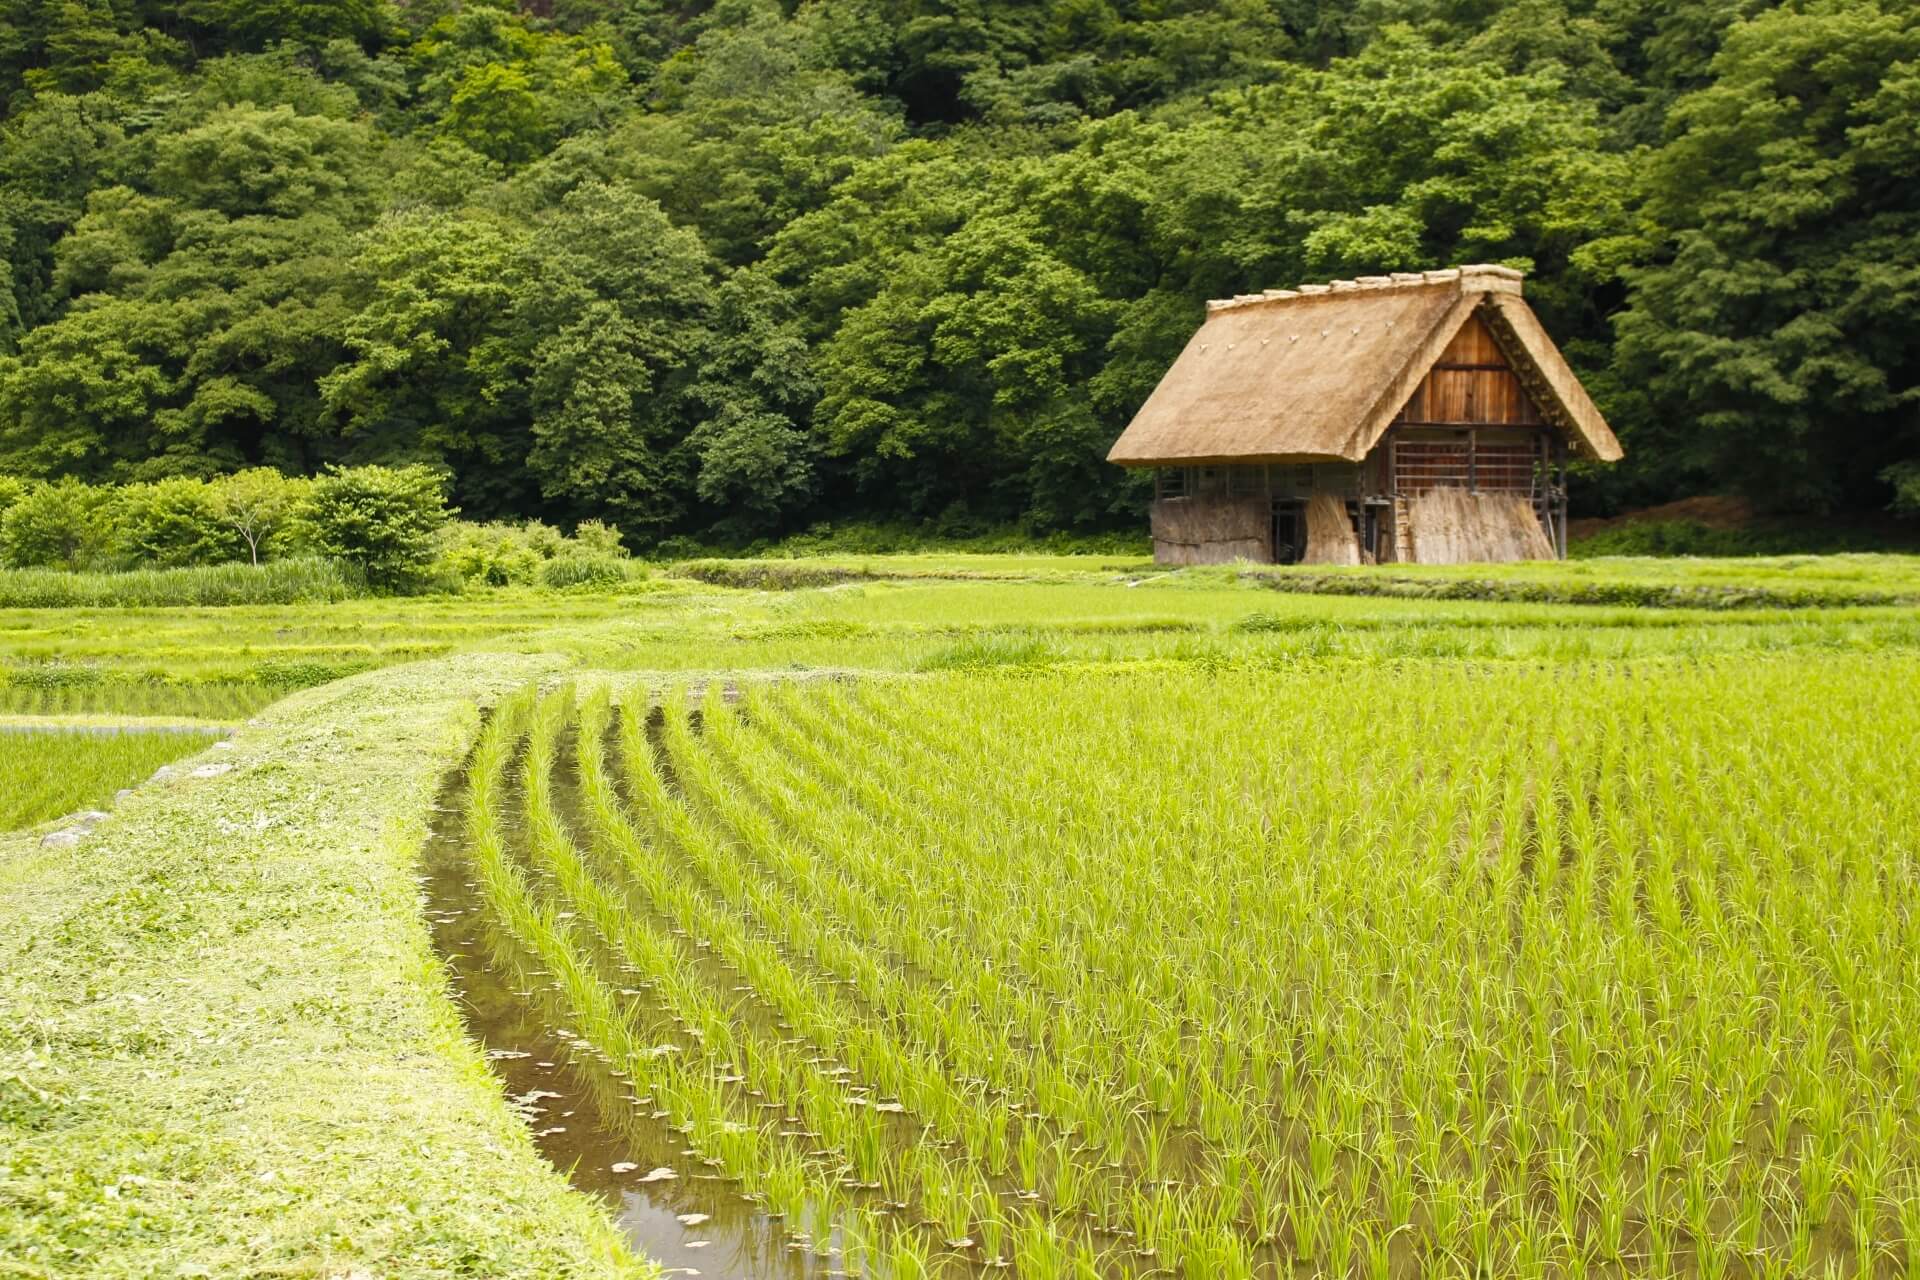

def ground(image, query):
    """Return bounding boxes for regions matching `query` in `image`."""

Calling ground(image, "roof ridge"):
[1205,263,1524,314]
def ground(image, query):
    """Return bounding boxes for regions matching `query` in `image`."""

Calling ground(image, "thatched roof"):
[1107,266,1623,466]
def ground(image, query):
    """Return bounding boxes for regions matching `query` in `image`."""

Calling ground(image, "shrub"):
[0,475,26,519]
[0,479,122,569]
[570,519,627,557]
[434,522,546,587]
[215,468,311,564]
[433,516,637,591]
[121,477,249,567]
[302,465,451,592]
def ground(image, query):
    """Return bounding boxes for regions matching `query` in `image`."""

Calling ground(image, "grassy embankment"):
[0,653,648,1278]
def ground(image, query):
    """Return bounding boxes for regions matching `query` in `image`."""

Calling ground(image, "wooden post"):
[1554,438,1568,559]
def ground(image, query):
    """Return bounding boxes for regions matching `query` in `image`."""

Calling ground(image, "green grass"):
[0,557,363,608]
[0,728,225,830]
[2,550,1919,1277]
[0,656,646,1278]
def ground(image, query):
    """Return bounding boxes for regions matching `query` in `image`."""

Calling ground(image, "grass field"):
[2,552,1918,1279]
[0,727,225,830]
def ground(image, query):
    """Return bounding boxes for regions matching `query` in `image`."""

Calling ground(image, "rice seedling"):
[436,652,1920,1278]
[1,726,223,830]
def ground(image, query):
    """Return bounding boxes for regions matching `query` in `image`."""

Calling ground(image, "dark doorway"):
[1272,502,1304,564]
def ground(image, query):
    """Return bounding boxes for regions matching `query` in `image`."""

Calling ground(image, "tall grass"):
[0,557,363,608]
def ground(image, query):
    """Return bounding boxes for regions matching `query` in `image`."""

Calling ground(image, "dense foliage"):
[0,0,1914,539]
[0,465,637,590]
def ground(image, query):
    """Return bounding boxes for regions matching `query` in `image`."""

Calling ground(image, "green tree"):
[302,463,449,591]
[412,6,624,168]
[683,268,819,533]
[0,476,118,567]
[507,181,718,535]
[320,209,528,506]
[1612,0,1920,511]
[601,12,902,265]
[214,466,307,563]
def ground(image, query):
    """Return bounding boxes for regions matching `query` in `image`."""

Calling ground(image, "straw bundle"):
[1149,496,1270,564]
[1302,493,1361,565]
[1405,487,1553,563]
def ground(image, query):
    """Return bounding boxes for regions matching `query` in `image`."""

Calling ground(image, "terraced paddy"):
[3,553,1918,1280]
[1,723,227,831]
[438,658,1920,1278]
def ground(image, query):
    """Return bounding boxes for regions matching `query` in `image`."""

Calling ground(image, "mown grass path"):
[0,653,650,1280]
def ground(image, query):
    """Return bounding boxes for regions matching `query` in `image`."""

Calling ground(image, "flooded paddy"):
[420,748,857,1280]
[418,684,1241,1280]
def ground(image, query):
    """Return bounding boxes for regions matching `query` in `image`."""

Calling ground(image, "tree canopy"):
[0,0,1914,538]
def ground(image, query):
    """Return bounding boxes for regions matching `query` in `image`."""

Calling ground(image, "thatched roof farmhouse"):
[1108,265,1622,565]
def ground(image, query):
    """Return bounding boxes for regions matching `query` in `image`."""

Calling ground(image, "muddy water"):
[419,783,849,1280]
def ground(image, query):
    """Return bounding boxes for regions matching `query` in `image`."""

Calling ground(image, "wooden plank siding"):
[1392,315,1545,428]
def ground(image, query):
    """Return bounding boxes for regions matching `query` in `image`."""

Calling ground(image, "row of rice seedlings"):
[686,693,1254,1222]
[563,687,1148,1271]
[802,656,1912,1274]
[760,681,1545,1271]
[491,687,1113,1274]
[737,685,1260,1139]
[464,691,824,1230]
[488,690,1050,1277]
[645,690,1217,1254]
[657,686,1347,1276]
[752,682,1436,1257]
[704,686,1499,1273]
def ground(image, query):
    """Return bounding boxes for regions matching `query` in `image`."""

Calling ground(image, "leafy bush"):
[0,475,26,518]
[570,519,627,557]
[0,479,122,569]
[121,477,249,567]
[434,521,547,587]
[432,517,639,590]
[302,465,451,592]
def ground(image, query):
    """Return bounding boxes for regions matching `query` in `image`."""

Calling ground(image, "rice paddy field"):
[3,552,1919,1280]
[0,725,226,831]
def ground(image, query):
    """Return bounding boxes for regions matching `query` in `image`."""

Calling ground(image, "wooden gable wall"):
[1393,314,1545,427]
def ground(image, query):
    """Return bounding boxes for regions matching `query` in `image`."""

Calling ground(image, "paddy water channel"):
[418,729,855,1280]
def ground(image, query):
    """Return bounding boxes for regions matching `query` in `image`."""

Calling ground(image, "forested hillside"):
[1,0,1914,543]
